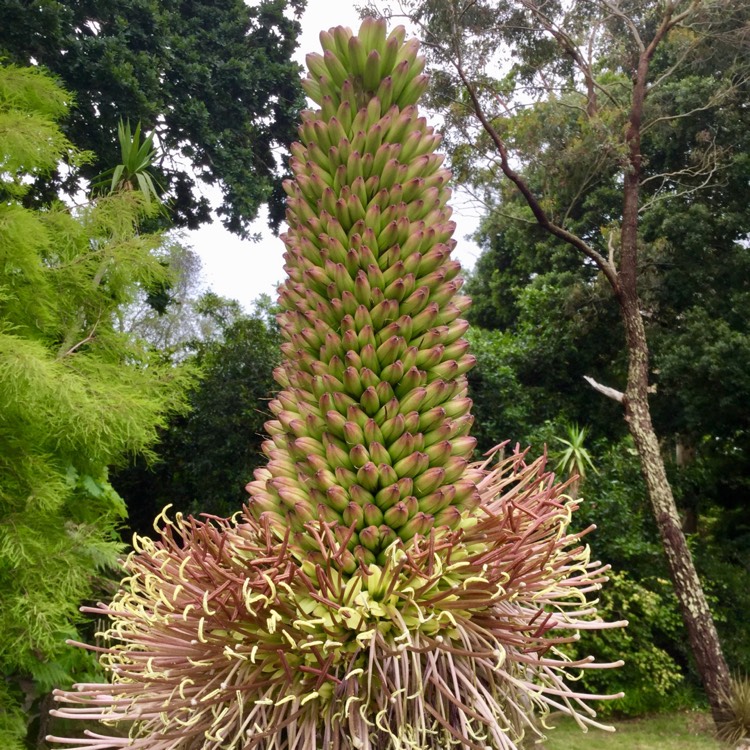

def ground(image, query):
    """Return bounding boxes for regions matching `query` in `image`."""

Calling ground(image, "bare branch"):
[598,0,646,53]
[518,0,620,114]
[642,74,750,132]
[583,375,624,403]
[639,161,725,214]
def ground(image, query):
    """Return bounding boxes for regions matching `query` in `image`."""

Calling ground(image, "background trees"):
[113,297,281,534]
[0,64,190,748]
[0,0,307,234]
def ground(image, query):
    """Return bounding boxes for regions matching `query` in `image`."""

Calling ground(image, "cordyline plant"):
[49,18,625,750]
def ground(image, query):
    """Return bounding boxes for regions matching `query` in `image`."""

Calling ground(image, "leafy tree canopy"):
[0,0,307,236]
[0,62,190,747]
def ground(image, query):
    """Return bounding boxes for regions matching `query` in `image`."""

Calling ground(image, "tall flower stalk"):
[49,18,624,750]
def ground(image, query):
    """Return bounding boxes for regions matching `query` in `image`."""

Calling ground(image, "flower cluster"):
[51,451,623,749]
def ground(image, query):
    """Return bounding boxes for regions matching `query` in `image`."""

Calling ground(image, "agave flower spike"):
[50,17,625,750]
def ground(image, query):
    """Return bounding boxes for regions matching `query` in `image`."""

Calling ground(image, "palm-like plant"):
[49,19,624,750]
[552,422,598,499]
[94,119,163,204]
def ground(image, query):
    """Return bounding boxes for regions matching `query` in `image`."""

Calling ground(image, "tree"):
[113,298,282,534]
[0,63,189,747]
[0,0,307,235]
[367,0,750,725]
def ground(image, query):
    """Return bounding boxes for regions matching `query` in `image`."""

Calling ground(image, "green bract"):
[50,18,624,750]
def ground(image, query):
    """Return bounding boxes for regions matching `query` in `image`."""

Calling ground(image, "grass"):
[537,711,724,749]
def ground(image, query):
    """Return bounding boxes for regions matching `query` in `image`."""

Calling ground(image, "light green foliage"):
[0,63,189,745]
[551,422,597,498]
[0,66,84,195]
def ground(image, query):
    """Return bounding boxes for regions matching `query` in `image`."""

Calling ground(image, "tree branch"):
[451,60,620,292]
[584,375,624,403]
[59,316,101,358]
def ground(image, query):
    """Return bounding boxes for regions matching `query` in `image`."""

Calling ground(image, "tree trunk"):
[619,293,731,725]
[613,26,732,723]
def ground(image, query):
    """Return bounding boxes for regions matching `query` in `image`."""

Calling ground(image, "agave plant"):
[552,422,598,499]
[49,18,624,750]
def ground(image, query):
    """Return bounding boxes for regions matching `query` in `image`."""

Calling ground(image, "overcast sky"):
[188,0,482,309]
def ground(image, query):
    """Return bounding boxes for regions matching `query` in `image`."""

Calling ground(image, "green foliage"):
[0,0,307,234]
[0,62,190,745]
[465,327,532,451]
[569,571,689,716]
[93,119,163,205]
[112,300,281,532]
[551,422,597,495]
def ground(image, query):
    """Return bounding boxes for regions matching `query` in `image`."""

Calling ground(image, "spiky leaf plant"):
[49,18,625,750]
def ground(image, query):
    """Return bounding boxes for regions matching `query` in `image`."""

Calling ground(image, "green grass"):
[538,711,723,750]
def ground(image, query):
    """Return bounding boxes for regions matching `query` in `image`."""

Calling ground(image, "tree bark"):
[614,8,731,723]
[619,293,731,725]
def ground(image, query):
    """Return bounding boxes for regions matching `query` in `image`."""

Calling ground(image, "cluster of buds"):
[49,17,625,750]
[248,19,481,570]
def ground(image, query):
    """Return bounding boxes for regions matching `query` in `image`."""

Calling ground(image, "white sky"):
[188,0,483,309]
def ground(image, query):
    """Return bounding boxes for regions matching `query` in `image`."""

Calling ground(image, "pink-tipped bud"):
[424,440,452,465]
[393,450,429,479]
[380,359,405,384]
[326,485,351,513]
[422,422,452,448]
[414,466,446,496]
[359,525,381,551]
[349,483,375,507]
[383,501,409,529]
[450,435,477,457]
[356,461,380,492]
[361,385,380,416]
[343,502,365,530]
[363,418,385,445]
[349,443,370,469]
[433,505,462,529]
[363,503,384,527]
[442,456,469,484]
[399,511,434,541]
[397,386,426,414]
[389,431,415,462]
[334,466,357,489]
[415,345,444,369]
[369,441,391,466]
[375,483,401,510]
[443,397,472,419]
[343,421,365,446]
